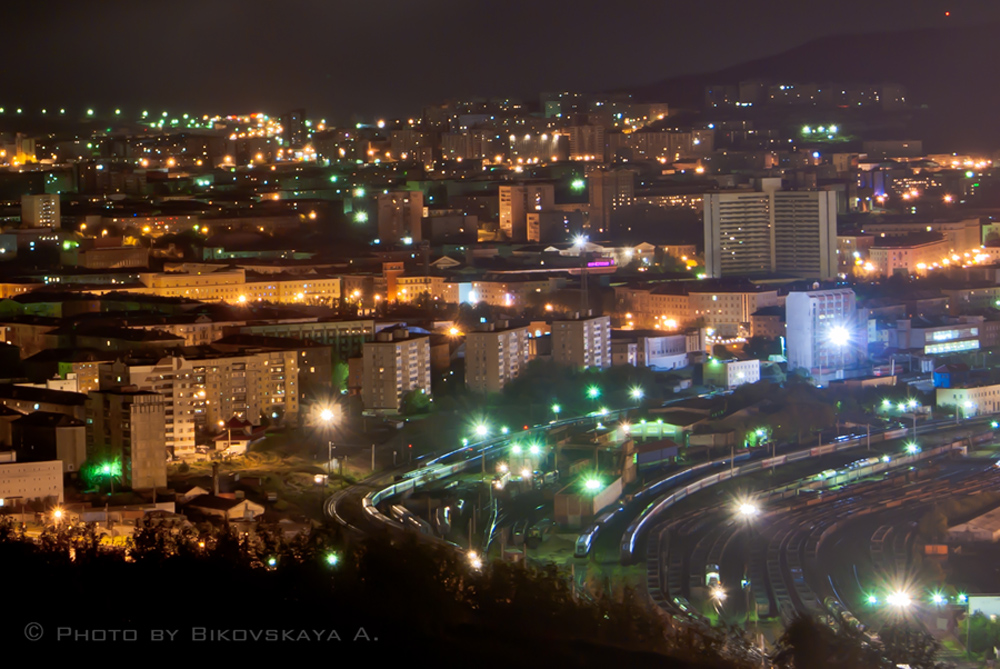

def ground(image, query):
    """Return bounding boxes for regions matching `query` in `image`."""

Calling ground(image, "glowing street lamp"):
[886,590,912,609]
[736,501,760,519]
[905,442,920,455]
[511,445,522,455]
[326,552,340,567]
[586,385,601,400]
[931,592,945,606]
[711,586,727,605]
[528,444,541,456]
[630,386,644,401]
[584,478,602,492]
[474,424,488,438]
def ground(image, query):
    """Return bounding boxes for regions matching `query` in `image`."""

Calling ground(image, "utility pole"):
[371,443,376,472]
[867,424,871,452]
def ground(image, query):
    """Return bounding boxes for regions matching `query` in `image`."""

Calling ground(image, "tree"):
[401,388,432,415]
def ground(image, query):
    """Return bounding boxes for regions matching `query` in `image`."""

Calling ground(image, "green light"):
[966,171,975,178]
[630,387,644,400]
[551,404,560,414]
[802,126,812,135]
[142,110,148,117]
[354,211,368,224]
[86,109,93,116]
[867,594,878,605]
[586,386,600,399]
[115,109,121,115]
[501,426,509,435]
[882,398,891,408]
[353,187,365,198]
[584,478,602,492]
[511,445,522,455]
[330,175,338,183]
[571,178,585,191]
[931,592,945,605]
[529,444,540,456]
[325,552,339,566]
[267,557,277,567]
[474,424,488,437]
[958,593,968,604]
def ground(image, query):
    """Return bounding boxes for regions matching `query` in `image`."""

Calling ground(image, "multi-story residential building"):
[786,288,864,381]
[499,184,555,242]
[21,194,60,227]
[936,383,1000,417]
[127,268,341,305]
[102,348,300,453]
[465,322,531,394]
[867,234,950,277]
[704,180,837,279]
[377,191,424,243]
[858,218,982,256]
[552,314,611,369]
[469,274,563,309]
[688,284,779,337]
[86,389,167,490]
[361,329,432,413]
[0,460,63,503]
[101,356,200,458]
[588,168,636,234]
[234,318,376,362]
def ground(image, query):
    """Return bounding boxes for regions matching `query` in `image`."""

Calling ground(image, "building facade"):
[361,329,432,413]
[552,314,611,369]
[465,323,531,394]
[704,183,837,279]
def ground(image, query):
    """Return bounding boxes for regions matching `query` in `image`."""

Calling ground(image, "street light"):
[551,404,561,420]
[475,424,488,438]
[630,386,644,401]
[584,478,602,492]
[828,325,850,381]
[320,407,340,476]
[886,590,912,609]
[736,501,760,519]
[586,385,600,400]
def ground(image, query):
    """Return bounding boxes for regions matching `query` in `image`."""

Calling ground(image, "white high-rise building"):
[786,287,864,381]
[704,181,837,279]
[21,194,60,227]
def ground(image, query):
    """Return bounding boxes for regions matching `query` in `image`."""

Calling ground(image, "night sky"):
[5,0,999,120]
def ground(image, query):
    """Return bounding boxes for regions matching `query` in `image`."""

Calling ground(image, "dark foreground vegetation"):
[0,517,951,667]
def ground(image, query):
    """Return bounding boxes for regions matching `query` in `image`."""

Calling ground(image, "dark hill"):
[624,22,1000,152]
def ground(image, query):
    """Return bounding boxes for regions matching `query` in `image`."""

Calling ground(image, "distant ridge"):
[623,22,1000,152]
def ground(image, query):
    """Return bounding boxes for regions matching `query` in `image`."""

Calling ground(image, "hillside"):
[625,22,1000,152]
